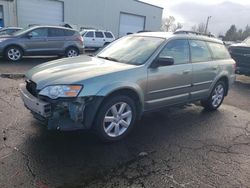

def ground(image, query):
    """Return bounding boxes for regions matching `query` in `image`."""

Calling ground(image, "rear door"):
[95,31,106,47]
[23,28,48,55]
[47,28,65,54]
[190,40,217,100]
[146,39,192,110]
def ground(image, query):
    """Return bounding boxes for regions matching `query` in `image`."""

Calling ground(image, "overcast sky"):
[141,0,250,35]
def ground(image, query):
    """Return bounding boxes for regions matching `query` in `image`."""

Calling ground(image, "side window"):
[64,30,75,36]
[159,39,190,65]
[85,31,94,38]
[95,31,104,38]
[190,40,212,62]
[48,28,64,37]
[104,32,113,38]
[29,28,48,37]
[207,42,231,60]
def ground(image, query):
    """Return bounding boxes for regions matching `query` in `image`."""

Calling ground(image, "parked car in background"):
[81,29,115,49]
[0,26,84,61]
[20,31,235,142]
[0,27,22,36]
[228,37,250,76]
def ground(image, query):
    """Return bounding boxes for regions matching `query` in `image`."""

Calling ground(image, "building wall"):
[62,0,163,37]
[0,0,17,27]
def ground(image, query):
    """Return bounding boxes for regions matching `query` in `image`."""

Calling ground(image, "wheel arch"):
[4,44,24,55]
[97,85,144,116]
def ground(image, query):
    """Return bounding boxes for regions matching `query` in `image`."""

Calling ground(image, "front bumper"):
[20,83,51,118]
[20,83,103,131]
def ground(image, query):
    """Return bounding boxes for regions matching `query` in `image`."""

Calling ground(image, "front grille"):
[26,80,38,97]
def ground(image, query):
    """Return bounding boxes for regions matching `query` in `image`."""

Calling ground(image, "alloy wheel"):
[103,102,132,137]
[8,48,21,61]
[211,84,224,108]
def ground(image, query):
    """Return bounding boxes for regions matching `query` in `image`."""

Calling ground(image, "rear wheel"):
[5,46,23,61]
[65,47,79,57]
[94,95,137,142]
[201,81,226,111]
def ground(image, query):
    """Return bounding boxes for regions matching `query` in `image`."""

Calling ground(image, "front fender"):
[96,81,145,108]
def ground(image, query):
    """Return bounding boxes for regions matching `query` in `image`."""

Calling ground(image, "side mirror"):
[152,56,174,68]
[27,33,33,38]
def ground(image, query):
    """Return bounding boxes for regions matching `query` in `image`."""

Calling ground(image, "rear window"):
[48,28,64,37]
[190,40,212,62]
[104,32,113,38]
[95,31,104,38]
[207,42,231,60]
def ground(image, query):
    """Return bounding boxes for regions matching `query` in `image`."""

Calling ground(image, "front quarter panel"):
[77,66,147,110]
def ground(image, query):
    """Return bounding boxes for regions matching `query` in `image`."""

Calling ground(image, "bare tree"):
[191,23,206,33]
[161,16,183,32]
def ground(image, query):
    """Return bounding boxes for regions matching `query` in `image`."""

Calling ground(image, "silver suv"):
[0,26,84,61]
[20,31,236,141]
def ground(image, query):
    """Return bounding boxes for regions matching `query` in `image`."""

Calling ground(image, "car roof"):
[29,25,77,31]
[81,29,112,33]
[134,32,223,44]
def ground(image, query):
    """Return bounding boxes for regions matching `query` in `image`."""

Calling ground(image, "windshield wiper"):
[97,56,119,62]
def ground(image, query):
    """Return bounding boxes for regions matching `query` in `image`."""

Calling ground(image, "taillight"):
[77,36,84,45]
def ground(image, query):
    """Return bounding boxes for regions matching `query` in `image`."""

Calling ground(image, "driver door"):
[22,28,48,55]
[146,39,192,110]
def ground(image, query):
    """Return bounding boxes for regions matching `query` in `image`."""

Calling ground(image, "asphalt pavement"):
[0,75,250,188]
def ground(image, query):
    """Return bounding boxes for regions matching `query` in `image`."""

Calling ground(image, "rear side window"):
[48,28,64,37]
[64,30,75,36]
[190,40,212,62]
[159,39,190,65]
[104,32,113,38]
[85,31,94,38]
[207,42,231,60]
[95,31,104,38]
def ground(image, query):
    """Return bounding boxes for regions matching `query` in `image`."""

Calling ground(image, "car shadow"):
[20,104,223,187]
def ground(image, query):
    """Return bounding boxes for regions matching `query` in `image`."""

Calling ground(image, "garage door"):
[119,13,145,37]
[17,0,63,27]
[0,5,3,27]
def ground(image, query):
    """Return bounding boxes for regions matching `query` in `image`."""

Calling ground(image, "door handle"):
[183,70,191,74]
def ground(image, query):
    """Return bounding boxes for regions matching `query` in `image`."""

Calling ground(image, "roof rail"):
[174,30,215,38]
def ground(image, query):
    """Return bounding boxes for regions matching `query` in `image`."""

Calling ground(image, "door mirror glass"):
[154,56,174,67]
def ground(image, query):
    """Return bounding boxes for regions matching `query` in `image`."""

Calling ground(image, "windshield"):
[97,36,165,65]
[243,37,250,45]
[12,27,33,36]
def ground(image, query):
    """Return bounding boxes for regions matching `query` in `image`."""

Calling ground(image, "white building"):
[0,0,163,37]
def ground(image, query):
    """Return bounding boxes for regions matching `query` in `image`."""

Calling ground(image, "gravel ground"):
[0,75,250,188]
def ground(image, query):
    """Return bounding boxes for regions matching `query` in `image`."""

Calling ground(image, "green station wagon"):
[20,31,236,141]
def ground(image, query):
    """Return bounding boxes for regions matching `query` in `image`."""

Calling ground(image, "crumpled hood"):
[26,55,136,89]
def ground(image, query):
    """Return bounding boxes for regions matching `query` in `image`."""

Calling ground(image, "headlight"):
[39,85,83,99]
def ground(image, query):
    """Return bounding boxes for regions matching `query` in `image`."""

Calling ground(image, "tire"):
[94,95,137,142]
[201,81,226,111]
[5,46,23,62]
[65,47,79,57]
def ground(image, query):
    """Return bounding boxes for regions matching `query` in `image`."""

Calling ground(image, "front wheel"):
[5,46,23,61]
[201,81,226,111]
[65,47,79,57]
[94,95,137,142]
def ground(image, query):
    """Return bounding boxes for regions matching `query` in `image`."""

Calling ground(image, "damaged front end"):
[20,82,103,131]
